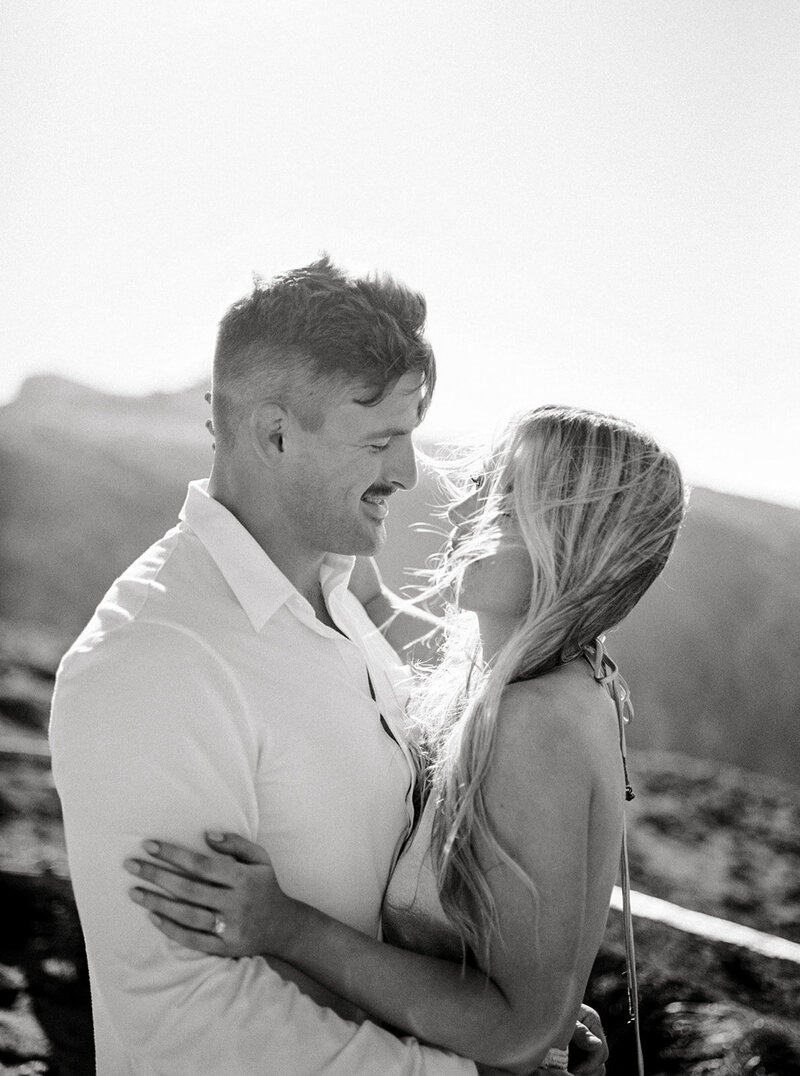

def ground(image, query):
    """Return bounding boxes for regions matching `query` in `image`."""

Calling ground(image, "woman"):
[124,405,686,1074]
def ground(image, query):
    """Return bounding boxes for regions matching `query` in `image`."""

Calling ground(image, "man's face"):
[278,371,424,557]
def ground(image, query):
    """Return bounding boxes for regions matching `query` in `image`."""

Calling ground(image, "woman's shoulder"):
[500,661,614,727]
[495,665,617,775]
[483,667,623,853]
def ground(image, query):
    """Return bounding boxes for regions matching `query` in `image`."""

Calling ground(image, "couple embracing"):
[50,256,685,1074]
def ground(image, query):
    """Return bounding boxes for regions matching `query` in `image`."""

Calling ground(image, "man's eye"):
[370,442,391,452]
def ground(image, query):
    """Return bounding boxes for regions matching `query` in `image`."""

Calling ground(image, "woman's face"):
[446,479,533,618]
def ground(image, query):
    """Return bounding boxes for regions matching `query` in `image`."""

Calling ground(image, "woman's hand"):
[123,831,297,958]
[347,556,384,607]
[569,1004,608,1075]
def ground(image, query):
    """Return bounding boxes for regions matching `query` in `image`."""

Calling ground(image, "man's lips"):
[361,491,391,521]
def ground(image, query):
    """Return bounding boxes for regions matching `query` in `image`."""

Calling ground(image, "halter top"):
[382,790,461,960]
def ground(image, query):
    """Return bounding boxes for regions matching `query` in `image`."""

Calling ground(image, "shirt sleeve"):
[49,621,476,1076]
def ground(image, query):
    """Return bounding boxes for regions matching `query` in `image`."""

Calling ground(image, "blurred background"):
[2,2,799,1073]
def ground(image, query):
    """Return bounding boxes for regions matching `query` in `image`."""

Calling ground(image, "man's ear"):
[249,402,287,464]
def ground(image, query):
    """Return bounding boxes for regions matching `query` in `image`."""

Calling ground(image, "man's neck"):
[207,469,332,625]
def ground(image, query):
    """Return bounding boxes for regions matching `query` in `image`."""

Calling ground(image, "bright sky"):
[2,1,799,507]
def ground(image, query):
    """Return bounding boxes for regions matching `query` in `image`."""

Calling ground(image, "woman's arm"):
[126,836,514,1062]
[348,556,443,663]
[125,683,606,1072]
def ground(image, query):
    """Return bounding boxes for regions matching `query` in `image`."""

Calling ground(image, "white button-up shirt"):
[50,480,476,1075]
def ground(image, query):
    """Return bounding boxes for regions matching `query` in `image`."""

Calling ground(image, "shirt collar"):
[179,480,355,632]
[321,553,357,604]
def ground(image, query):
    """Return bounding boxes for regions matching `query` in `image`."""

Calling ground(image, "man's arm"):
[348,557,443,665]
[49,621,475,1075]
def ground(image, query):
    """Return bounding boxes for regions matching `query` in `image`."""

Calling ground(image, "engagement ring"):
[212,914,226,937]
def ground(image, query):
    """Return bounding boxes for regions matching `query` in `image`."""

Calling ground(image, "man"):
[50,257,607,1074]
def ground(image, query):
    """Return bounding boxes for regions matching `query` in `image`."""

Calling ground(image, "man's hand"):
[568,1004,608,1075]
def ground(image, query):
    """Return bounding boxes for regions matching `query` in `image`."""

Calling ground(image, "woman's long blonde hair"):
[413,405,687,965]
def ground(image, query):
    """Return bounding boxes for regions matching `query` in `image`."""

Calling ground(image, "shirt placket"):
[335,632,419,837]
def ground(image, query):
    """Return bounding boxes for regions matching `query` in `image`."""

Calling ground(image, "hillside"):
[2,374,800,785]
[0,376,214,637]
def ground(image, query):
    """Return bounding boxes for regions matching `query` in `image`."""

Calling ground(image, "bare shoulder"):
[482,664,624,871]
[498,663,615,741]
[491,664,619,790]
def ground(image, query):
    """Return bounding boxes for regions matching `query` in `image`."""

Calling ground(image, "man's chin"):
[326,521,386,558]
[357,521,386,556]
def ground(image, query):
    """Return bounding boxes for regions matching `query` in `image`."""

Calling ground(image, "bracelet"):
[541,1046,570,1070]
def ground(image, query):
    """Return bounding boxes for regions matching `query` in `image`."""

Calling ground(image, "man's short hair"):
[212,255,435,447]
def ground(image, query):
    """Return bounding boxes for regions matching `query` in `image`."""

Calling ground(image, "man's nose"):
[387,437,418,492]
